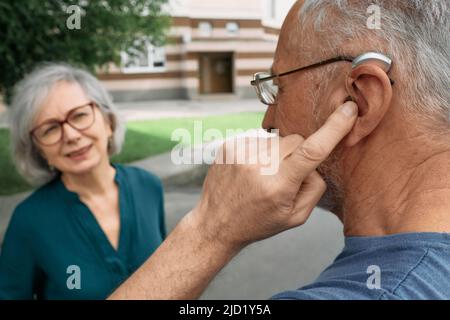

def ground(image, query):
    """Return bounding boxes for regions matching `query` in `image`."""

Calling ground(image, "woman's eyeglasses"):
[30,102,96,146]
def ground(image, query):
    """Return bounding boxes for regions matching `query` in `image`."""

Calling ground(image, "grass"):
[0,129,32,195]
[0,112,264,196]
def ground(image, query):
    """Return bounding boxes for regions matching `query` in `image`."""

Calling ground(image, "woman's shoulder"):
[9,178,62,229]
[16,178,61,210]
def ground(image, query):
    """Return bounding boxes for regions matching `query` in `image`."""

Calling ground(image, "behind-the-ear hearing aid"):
[345,52,394,103]
[351,52,393,73]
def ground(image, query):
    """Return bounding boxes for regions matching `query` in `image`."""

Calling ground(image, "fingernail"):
[340,102,357,118]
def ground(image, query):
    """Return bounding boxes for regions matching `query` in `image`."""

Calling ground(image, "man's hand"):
[190,101,358,251]
[109,101,357,300]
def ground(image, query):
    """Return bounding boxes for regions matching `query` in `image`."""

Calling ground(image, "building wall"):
[99,0,296,102]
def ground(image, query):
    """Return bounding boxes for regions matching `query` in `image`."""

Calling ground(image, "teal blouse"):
[0,164,166,300]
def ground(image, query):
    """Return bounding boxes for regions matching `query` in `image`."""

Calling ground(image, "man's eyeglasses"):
[30,102,96,146]
[250,52,394,105]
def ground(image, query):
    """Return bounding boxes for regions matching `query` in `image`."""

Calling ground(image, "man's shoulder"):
[272,234,450,300]
[271,282,393,300]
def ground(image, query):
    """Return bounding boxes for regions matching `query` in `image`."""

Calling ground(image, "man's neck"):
[341,124,450,237]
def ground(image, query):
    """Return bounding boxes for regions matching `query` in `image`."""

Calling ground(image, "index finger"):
[281,101,358,181]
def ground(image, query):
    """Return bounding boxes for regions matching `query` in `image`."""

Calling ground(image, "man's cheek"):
[276,110,308,137]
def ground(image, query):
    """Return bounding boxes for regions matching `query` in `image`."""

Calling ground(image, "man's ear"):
[343,62,393,146]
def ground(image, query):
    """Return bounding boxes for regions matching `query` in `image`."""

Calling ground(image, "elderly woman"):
[0,64,166,299]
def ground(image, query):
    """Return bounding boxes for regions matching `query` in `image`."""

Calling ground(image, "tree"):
[0,0,170,104]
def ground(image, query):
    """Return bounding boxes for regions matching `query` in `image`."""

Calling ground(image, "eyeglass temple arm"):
[252,55,394,85]
[277,56,354,78]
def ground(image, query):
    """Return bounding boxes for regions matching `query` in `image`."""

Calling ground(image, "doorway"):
[199,52,234,94]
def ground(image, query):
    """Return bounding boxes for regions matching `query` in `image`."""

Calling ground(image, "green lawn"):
[0,112,264,196]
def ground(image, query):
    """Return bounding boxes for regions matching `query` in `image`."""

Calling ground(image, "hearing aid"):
[344,96,354,103]
[345,52,393,104]
[351,52,393,73]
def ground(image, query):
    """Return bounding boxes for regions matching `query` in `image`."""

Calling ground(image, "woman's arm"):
[0,206,37,299]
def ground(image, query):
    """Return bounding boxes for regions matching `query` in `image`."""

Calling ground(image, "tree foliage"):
[0,0,170,104]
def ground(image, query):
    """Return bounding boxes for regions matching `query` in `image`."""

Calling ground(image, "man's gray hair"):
[9,63,126,186]
[296,0,449,126]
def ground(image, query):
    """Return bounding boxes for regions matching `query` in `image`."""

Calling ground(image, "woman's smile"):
[65,144,93,161]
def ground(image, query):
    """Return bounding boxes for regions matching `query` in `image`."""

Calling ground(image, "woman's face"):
[32,80,113,175]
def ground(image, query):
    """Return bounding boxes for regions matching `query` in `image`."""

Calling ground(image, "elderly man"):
[110,0,450,300]
[260,0,450,299]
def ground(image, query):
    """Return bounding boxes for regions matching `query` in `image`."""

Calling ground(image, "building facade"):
[98,0,296,102]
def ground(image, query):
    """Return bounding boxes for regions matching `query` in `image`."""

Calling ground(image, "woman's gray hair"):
[295,0,449,126]
[9,63,126,186]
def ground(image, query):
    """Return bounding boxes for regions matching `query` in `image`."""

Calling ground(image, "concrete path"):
[0,98,264,128]
[164,185,344,300]
[116,98,264,122]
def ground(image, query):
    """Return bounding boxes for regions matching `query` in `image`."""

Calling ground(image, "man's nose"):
[262,104,276,132]
[62,122,82,142]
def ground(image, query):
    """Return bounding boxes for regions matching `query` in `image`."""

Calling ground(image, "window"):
[198,21,213,37]
[151,46,166,68]
[121,41,166,73]
[226,22,239,35]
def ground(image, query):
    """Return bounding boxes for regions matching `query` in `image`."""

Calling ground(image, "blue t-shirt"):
[272,232,450,300]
